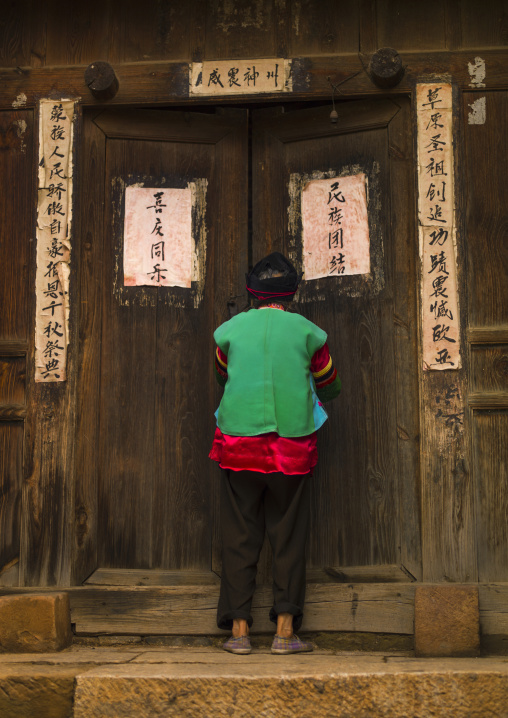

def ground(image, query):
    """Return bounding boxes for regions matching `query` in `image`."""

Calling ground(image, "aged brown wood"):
[0,341,28,356]
[84,61,119,100]
[0,357,25,405]
[468,393,508,409]
[0,583,416,635]
[71,111,105,586]
[84,569,220,586]
[76,108,247,577]
[377,0,447,51]
[2,49,508,110]
[252,99,419,578]
[369,48,404,88]
[468,327,508,344]
[470,347,508,394]
[0,405,27,422]
[0,424,23,586]
[388,97,422,580]
[473,412,508,581]
[326,565,416,583]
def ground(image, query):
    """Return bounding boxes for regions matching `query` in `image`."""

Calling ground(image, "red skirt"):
[209,427,318,475]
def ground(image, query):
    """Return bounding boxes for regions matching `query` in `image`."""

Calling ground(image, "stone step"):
[1,647,508,717]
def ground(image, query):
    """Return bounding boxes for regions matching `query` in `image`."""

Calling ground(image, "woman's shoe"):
[223,635,252,654]
[271,634,313,654]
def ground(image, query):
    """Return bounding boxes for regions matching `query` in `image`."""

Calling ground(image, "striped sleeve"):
[214,346,228,387]
[310,343,341,402]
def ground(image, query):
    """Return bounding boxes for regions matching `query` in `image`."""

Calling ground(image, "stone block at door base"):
[0,592,72,653]
[415,585,480,657]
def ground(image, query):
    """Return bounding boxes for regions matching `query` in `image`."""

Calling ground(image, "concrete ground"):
[1,642,508,717]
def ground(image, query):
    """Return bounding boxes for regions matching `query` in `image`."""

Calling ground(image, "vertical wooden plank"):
[377,0,447,51]
[97,138,157,570]
[0,424,23,586]
[71,112,105,585]
[0,0,47,68]
[288,0,359,56]
[45,0,111,66]
[419,86,476,583]
[473,411,508,581]
[459,0,508,49]
[444,0,463,51]
[463,92,508,328]
[360,0,378,55]
[204,0,277,60]
[388,98,422,579]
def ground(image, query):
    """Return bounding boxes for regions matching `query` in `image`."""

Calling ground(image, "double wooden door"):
[75,98,420,587]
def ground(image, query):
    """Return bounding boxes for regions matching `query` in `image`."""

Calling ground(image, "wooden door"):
[252,98,421,581]
[73,108,247,585]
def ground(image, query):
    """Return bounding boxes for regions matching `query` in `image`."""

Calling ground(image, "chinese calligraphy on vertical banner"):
[124,187,193,288]
[301,174,370,280]
[35,99,75,382]
[190,59,292,96]
[417,84,461,370]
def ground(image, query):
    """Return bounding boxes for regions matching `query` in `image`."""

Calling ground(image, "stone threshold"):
[1,646,508,717]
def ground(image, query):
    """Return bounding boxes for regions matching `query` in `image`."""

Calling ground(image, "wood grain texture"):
[0,358,26,405]
[77,108,248,576]
[377,0,447,51]
[252,99,419,577]
[288,0,359,56]
[471,345,508,393]
[0,110,32,341]
[71,112,105,585]
[0,583,415,635]
[473,411,508,582]
[387,98,422,580]
[204,0,278,60]
[84,568,220,586]
[464,92,508,328]
[459,0,508,49]
[44,0,111,67]
[0,424,23,585]
[3,49,508,110]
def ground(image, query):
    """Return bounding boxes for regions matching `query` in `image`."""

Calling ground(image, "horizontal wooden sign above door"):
[189,59,292,96]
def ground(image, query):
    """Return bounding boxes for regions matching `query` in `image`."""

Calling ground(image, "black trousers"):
[217,469,311,632]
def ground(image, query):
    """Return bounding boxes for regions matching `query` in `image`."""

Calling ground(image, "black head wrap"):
[246,252,299,302]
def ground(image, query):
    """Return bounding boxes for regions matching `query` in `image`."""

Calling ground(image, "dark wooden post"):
[84,62,119,100]
[369,48,404,88]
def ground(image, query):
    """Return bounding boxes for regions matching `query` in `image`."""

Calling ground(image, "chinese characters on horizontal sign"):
[124,187,193,288]
[35,99,75,382]
[189,59,292,96]
[301,174,370,280]
[416,84,461,370]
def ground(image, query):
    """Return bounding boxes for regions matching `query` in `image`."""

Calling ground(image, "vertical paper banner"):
[302,174,370,280]
[417,84,461,370]
[123,186,193,288]
[35,99,75,382]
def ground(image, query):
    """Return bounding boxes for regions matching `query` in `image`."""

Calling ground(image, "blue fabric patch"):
[310,376,328,431]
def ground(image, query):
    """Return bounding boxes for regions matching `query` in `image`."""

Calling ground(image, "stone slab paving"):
[1,646,508,717]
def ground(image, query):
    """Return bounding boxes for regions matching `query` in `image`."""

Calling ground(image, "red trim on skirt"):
[209,427,318,475]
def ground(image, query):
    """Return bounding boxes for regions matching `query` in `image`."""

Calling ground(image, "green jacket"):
[214,308,327,437]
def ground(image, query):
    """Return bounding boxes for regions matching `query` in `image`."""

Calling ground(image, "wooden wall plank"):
[0,0,46,68]
[0,110,33,340]
[0,358,26,406]
[204,0,278,60]
[388,98,422,580]
[464,92,508,328]
[377,0,447,51]
[71,112,105,585]
[473,411,508,582]
[288,0,359,56]
[44,0,111,66]
[0,424,23,586]
[459,0,508,49]
[470,345,508,393]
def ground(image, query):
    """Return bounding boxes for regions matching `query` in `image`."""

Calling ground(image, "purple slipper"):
[223,635,252,654]
[271,634,313,654]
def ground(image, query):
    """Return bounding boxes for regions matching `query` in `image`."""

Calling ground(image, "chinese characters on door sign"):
[417,83,461,370]
[123,187,193,289]
[35,99,75,382]
[189,59,292,96]
[301,174,370,281]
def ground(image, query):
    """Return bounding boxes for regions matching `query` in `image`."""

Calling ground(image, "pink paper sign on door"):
[302,174,370,280]
[123,186,193,288]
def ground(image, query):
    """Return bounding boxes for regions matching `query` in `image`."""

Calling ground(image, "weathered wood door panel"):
[75,108,247,582]
[252,99,421,579]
